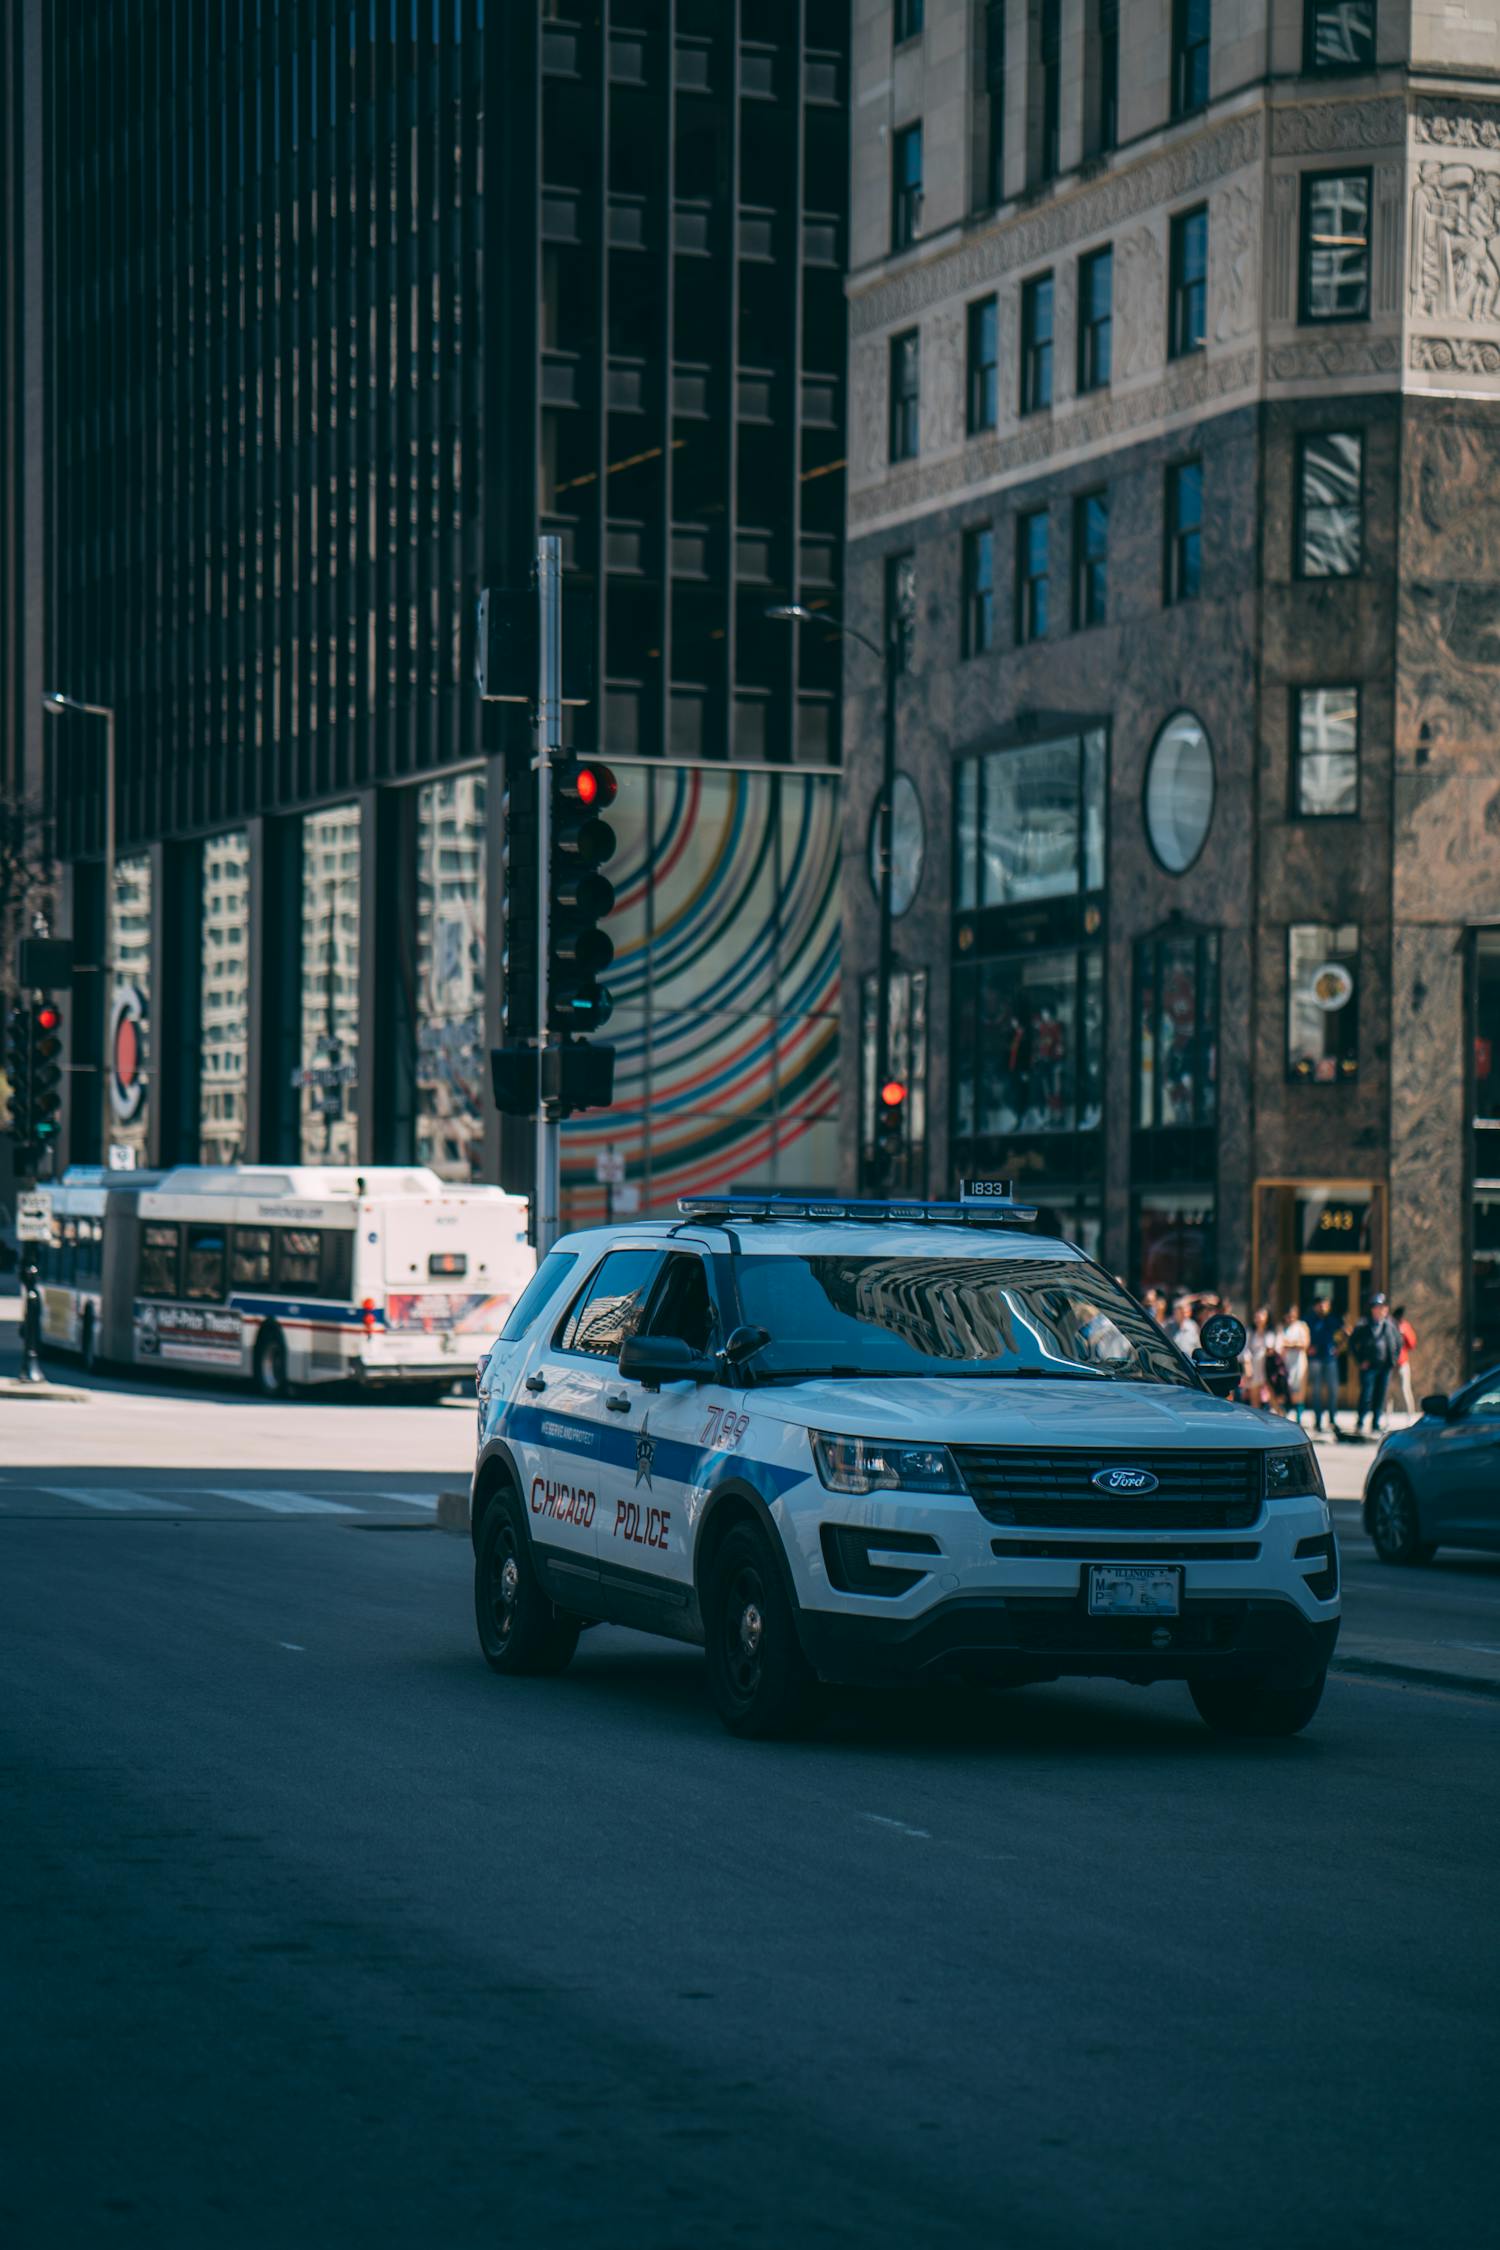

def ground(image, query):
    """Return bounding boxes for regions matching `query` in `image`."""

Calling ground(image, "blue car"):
[1363,1368,1500,1564]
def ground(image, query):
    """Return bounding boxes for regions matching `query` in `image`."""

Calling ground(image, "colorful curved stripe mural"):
[560,764,841,1229]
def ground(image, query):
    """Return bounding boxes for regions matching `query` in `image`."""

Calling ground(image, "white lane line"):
[46,1486,190,1515]
[376,1491,439,1511]
[860,1813,932,1840]
[207,1488,358,1516]
[279,1642,306,1652]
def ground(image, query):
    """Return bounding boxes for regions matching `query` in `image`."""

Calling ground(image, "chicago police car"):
[470,1193,1339,1739]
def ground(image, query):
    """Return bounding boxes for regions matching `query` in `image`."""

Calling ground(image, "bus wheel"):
[254,1325,290,1400]
[81,1312,99,1376]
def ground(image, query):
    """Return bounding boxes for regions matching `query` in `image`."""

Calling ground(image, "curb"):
[0,1378,91,1402]
[436,1489,471,1535]
[1332,1653,1500,1702]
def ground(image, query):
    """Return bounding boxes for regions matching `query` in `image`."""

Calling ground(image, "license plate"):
[1087,1564,1181,1617]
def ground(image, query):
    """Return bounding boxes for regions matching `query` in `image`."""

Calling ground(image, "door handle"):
[524,1372,547,1393]
[605,1391,631,1413]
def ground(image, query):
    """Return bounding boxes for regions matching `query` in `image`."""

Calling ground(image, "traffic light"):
[31,1001,64,1158]
[501,751,539,1044]
[5,1000,35,1168]
[875,1077,907,1185]
[548,757,617,1035]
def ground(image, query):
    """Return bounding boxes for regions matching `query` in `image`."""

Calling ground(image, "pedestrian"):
[1280,1305,1311,1425]
[1395,1303,1418,1417]
[1348,1292,1402,1437]
[1306,1292,1340,1434]
[1242,1307,1274,1407]
[1166,1295,1200,1356]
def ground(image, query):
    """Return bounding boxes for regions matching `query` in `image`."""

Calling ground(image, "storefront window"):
[954,730,1107,911]
[298,804,361,1162]
[200,832,250,1164]
[415,773,486,1180]
[1135,928,1218,1130]
[109,854,152,1166]
[1288,922,1359,1080]
[1136,1191,1215,1296]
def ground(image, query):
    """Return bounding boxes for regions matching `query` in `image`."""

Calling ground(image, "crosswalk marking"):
[205,1487,359,1516]
[46,1486,189,1515]
[378,1491,438,1510]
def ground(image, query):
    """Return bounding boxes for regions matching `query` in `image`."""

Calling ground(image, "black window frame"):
[983,0,1006,207]
[1172,0,1211,118]
[1077,245,1113,393]
[1020,272,1054,415]
[554,1246,663,1359]
[1291,684,1362,819]
[1286,922,1361,1083]
[640,1250,722,1357]
[1168,206,1208,360]
[138,1222,182,1301]
[1295,428,1364,580]
[498,1249,580,1343]
[889,329,921,463]
[1016,508,1050,645]
[1133,924,1221,1136]
[894,0,925,44]
[1097,0,1120,151]
[1303,0,1377,74]
[967,295,999,434]
[1038,0,1062,180]
[1164,460,1203,606]
[963,525,996,658]
[1072,491,1108,630]
[892,120,923,252]
[1299,168,1372,324]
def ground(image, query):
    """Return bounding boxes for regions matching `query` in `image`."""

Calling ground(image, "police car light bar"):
[676,1191,1039,1228]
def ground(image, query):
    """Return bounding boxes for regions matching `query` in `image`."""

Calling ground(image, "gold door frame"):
[1251,1177,1388,1317]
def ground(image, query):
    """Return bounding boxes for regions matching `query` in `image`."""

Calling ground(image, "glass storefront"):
[109,854,152,1166]
[1136,1190,1215,1296]
[414,773,486,1180]
[199,831,250,1165]
[298,805,361,1164]
[1131,925,1218,1288]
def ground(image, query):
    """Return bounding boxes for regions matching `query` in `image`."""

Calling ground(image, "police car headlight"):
[810,1432,963,1496]
[1263,1446,1322,1500]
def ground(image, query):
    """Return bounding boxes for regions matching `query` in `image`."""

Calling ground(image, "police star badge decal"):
[634,1414,656,1489]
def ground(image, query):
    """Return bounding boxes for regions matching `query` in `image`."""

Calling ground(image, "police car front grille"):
[952,1448,1261,1530]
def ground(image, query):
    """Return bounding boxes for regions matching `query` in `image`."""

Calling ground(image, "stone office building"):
[841,0,1500,1386]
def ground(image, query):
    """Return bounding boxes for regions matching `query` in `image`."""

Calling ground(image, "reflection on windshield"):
[732,1255,1192,1386]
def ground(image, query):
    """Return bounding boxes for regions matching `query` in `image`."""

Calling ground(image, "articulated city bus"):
[33,1164,533,1398]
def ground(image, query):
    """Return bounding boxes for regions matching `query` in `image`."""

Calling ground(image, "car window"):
[643,1253,720,1356]
[500,1250,579,1342]
[1464,1377,1500,1415]
[556,1248,660,1358]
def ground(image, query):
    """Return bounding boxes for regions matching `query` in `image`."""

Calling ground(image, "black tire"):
[1367,1467,1435,1565]
[703,1521,816,1739]
[253,1323,290,1400]
[474,1489,580,1677]
[1190,1667,1328,1738]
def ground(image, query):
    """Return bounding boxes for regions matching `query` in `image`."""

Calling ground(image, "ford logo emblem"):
[1091,1467,1160,1495]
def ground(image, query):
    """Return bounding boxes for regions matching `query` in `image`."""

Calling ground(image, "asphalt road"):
[1,1467,1497,2250]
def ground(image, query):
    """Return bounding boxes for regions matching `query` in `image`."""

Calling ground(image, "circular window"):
[1144,711,1215,873]
[868,771,925,918]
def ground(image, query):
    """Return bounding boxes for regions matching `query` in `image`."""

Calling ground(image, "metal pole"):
[20,1257,44,1385]
[101,706,116,1168]
[534,534,562,1253]
[872,634,897,1194]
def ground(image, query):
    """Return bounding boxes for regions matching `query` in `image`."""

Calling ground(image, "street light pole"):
[766,603,899,1194]
[42,691,115,1165]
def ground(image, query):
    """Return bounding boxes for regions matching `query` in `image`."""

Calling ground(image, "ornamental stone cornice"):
[1411,336,1500,374]
[1269,97,1406,155]
[1414,103,1500,151]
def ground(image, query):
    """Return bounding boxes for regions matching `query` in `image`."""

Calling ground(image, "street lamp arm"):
[763,603,884,668]
[43,689,114,721]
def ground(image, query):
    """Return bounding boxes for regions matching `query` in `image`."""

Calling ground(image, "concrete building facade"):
[842,0,1500,1387]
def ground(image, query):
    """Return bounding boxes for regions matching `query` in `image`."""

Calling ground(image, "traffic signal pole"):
[534,534,562,1254]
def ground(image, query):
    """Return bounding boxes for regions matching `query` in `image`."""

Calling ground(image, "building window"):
[1136,927,1219,1133]
[1016,509,1050,643]
[1077,246,1113,392]
[963,528,996,657]
[1020,273,1054,413]
[199,830,250,1166]
[1297,430,1363,577]
[860,969,927,1192]
[983,0,1006,206]
[892,121,923,251]
[1169,207,1208,358]
[1172,0,1211,117]
[1165,461,1203,604]
[894,0,924,42]
[886,551,916,675]
[1288,923,1360,1081]
[415,773,487,1180]
[954,729,1106,914]
[1305,0,1376,72]
[299,803,361,1164]
[1300,171,1371,321]
[889,329,920,462]
[1097,0,1119,151]
[1072,492,1108,629]
[1038,0,1062,180]
[968,296,999,433]
[1294,687,1360,816]
[1144,711,1215,871]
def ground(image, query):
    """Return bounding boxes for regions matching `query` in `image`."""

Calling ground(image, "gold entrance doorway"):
[1252,1181,1388,1406]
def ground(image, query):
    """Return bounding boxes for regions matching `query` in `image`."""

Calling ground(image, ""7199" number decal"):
[700,1405,750,1450]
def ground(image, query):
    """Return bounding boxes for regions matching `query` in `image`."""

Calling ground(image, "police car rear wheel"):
[1189,1667,1327,1738]
[474,1491,579,1677]
[705,1523,815,1739]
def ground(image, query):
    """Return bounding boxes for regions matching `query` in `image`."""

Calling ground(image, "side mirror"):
[1192,1351,1241,1400]
[722,1323,771,1365]
[1199,1312,1247,1362]
[1421,1392,1453,1421]
[617,1333,716,1389]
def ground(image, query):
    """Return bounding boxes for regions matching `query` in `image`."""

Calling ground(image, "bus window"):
[185,1226,228,1302]
[139,1223,182,1298]
[323,1231,353,1300]
[231,1227,272,1288]
[276,1228,322,1290]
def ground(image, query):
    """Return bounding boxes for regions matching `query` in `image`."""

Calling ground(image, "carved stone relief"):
[1409,161,1500,325]
[1411,336,1500,375]
[1267,172,1299,326]
[1114,225,1164,382]
[849,338,887,485]
[1268,337,1400,381]
[1415,105,1500,153]
[1211,183,1258,344]
[1271,99,1405,156]
[923,304,965,454]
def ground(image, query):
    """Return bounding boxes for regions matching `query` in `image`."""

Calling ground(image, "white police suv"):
[471,1194,1339,1738]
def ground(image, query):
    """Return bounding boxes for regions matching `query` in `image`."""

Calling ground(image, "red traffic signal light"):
[880,1079,907,1109]
[36,1004,61,1034]
[558,759,617,815]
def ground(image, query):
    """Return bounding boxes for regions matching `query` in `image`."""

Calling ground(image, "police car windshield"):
[731,1253,1192,1386]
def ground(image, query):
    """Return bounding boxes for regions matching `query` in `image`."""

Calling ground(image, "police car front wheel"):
[704,1523,816,1739]
[1189,1666,1328,1738]
[474,1490,580,1677]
